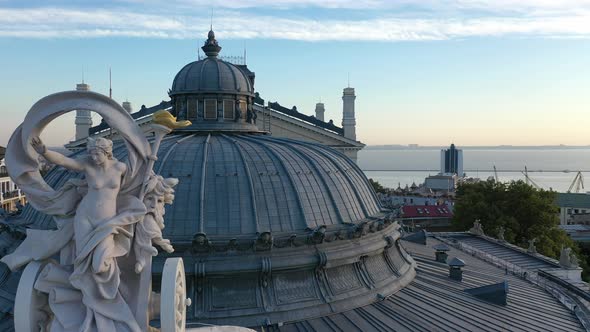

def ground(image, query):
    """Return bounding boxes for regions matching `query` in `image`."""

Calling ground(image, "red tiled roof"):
[401,205,453,218]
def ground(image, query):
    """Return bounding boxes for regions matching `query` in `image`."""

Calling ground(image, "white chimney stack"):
[122,101,133,113]
[342,87,356,140]
[315,102,325,122]
[75,83,92,140]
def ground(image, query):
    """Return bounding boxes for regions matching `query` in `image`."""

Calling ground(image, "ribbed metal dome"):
[170,30,253,97]
[170,58,254,96]
[23,133,383,243]
[20,121,413,329]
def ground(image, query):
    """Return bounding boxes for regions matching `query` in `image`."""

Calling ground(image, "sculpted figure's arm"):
[31,137,84,172]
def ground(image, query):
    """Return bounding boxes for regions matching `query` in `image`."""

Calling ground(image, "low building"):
[560,224,590,243]
[424,174,457,192]
[400,204,453,230]
[556,192,590,225]
[0,148,26,214]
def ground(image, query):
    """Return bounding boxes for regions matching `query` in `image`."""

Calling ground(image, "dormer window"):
[175,99,183,116]
[187,99,197,120]
[223,99,234,120]
[204,99,217,119]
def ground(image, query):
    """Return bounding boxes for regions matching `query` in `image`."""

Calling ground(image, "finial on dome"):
[202,28,222,58]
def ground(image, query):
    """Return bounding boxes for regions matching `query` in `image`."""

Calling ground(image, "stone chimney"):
[342,87,356,140]
[75,83,92,141]
[315,102,325,122]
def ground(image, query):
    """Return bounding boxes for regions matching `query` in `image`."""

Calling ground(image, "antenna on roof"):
[244,41,247,65]
[210,9,213,30]
[347,72,350,88]
[109,67,112,99]
[82,66,85,84]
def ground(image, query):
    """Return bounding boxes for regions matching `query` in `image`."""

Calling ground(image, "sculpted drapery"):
[0,91,173,331]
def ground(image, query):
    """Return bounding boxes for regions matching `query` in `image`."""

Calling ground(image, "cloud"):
[121,0,590,14]
[0,7,589,40]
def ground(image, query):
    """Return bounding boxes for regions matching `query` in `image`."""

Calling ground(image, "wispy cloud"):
[119,0,590,18]
[122,0,590,12]
[0,6,589,40]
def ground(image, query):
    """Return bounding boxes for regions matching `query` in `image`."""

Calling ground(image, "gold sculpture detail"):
[152,110,192,129]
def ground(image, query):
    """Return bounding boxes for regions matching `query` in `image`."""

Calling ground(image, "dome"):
[170,58,254,96]
[169,29,254,97]
[22,132,413,327]
[168,30,258,133]
[24,133,384,243]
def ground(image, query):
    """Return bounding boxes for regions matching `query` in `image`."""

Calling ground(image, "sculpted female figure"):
[29,136,143,332]
[1,92,191,332]
[33,137,124,268]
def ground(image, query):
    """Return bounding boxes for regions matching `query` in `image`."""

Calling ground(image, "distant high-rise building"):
[440,143,463,176]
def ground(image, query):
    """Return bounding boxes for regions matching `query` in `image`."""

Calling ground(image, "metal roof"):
[557,193,590,209]
[170,58,254,96]
[437,233,559,271]
[23,133,383,243]
[273,239,584,332]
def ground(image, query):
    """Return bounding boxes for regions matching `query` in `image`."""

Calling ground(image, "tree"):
[368,178,386,194]
[453,179,588,280]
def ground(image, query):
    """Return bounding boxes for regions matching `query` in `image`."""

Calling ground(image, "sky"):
[0,0,589,147]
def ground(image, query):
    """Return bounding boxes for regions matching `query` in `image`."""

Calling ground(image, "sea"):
[359,147,590,193]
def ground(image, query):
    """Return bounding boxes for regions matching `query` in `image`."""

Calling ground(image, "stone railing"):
[435,235,590,331]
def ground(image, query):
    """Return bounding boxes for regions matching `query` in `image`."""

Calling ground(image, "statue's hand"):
[31,136,46,154]
[158,239,174,253]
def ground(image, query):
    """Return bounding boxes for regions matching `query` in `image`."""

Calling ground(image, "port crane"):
[567,171,584,193]
[522,166,541,189]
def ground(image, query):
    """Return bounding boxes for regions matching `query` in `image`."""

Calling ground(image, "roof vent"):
[448,257,465,281]
[403,230,427,245]
[465,281,509,306]
[433,243,450,263]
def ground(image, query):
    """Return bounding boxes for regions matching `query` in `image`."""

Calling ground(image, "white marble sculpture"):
[497,226,505,242]
[469,219,484,236]
[560,246,580,269]
[1,91,190,332]
[560,246,573,268]
[527,238,537,254]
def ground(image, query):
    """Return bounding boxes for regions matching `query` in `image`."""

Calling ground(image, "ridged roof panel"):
[279,238,585,332]
[170,58,253,95]
[24,134,382,242]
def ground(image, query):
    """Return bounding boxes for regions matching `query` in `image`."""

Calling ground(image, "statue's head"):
[143,174,179,221]
[87,137,113,165]
[192,233,208,247]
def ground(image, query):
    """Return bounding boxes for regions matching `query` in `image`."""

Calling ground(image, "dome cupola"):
[169,29,257,132]
[202,29,221,57]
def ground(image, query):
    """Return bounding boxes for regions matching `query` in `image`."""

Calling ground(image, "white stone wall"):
[255,113,362,162]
